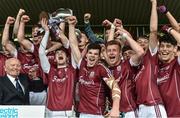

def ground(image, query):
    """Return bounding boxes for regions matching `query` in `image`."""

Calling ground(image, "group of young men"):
[0,0,180,117]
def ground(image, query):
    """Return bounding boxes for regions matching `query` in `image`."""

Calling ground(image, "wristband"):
[45,50,48,54]
[157,5,168,14]
[120,33,128,40]
[113,88,121,93]
[167,28,173,33]
[111,24,115,30]
[84,20,90,24]
[112,94,120,99]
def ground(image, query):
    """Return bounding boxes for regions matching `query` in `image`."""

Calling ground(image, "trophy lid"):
[51,8,73,19]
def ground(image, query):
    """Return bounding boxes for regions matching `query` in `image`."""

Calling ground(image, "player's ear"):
[174,46,178,56]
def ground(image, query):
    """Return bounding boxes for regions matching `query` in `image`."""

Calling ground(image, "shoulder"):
[0,76,8,87]
[97,63,111,73]
[0,76,7,81]
[97,63,108,68]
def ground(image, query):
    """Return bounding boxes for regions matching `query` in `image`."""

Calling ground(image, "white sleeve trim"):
[29,44,34,53]
[64,40,70,49]
[13,49,18,58]
[71,53,77,69]
[149,46,158,56]
[39,31,50,73]
[178,55,180,65]
[129,58,140,67]
[77,58,83,69]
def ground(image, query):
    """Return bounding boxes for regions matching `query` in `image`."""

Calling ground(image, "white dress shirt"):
[7,74,25,93]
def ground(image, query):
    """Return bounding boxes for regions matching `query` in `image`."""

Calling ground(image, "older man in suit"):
[0,58,29,105]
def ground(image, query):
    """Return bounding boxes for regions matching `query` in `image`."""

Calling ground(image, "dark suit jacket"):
[0,74,29,105]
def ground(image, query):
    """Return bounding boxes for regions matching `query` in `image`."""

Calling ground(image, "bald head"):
[5,58,20,66]
[4,58,21,78]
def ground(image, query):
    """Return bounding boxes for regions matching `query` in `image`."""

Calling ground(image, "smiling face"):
[55,49,68,66]
[106,44,121,66]
[86,49,100,67]
[158,42,177,63]
[32,26,39,38]
[78,33,88,50]
[137,37,149,51]
[158,34,178,63]
[32,26,43,45]
[4,58,21,78]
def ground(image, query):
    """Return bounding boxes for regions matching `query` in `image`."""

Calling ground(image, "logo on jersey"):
[89,71,95,78]
[23,64,39,70]
[160,65,170,71]
[52,76,67,83]
[117,65,121,72]
[157,74,169,84]
[79,76,95,85]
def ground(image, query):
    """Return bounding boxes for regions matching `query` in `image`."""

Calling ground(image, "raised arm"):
[166,28,180,61]
[149,0,158,50]
[102,19,115,42]
[158,5,180,32]
[58,22,69,48]
[2,17,17,57]
[117,28,145,65]
[68,16,82,64]
[17,15,33,52]
[39,18,51,73]
[12,9,25,38]
[45,41,62,55]
[84,13,104,44]
[168,28,180,44]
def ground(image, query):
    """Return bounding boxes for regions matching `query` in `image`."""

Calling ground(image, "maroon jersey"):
[157,56,180,117]
[17,46,46,83]
[18,51,37,74]
[78,59,112,115]
[46,65,77,111]
[109,60,137,112]
[134,50,163,106]
[0,54,8,77]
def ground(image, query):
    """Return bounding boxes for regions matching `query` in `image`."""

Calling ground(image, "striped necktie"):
[15,78,24,95]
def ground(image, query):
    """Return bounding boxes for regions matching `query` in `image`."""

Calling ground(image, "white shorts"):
[138,104,167,118]
[80,113,104,118]
[45,107,75,118]
[123,110,138,118]
[29,90,47,105]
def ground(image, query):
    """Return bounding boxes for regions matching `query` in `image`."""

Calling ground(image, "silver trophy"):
[49,8,73,22]
[48,8,73,40]
[37,8,73,40]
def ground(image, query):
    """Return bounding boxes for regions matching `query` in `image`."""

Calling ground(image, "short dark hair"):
[32,24,40,30]
[106,40,121,51]
[55,47,69,55]
[122,45,132,53]
[87,43,101,54]
[137,35,149,41]
[39,11,49,20]
[159,33,177,46]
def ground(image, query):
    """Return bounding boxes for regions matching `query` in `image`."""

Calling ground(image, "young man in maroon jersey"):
[155,26,180,117]
[104,25,144,117]
[134,0,167,117]
[15,14,49,105]
[68,16,120,118]
[39,18,77,118]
